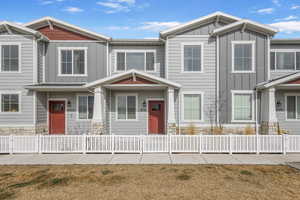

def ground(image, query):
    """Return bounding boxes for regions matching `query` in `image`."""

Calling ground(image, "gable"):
[112,77,157,85]
[37,25,96,40]
[177,21,227,36]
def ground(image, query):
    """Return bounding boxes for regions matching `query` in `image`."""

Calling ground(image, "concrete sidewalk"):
[0,153,300,165]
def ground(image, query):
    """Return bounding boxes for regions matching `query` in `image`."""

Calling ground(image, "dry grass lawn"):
[0,165,299,200]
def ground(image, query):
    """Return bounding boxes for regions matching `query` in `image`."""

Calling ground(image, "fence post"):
[199,134,202,154]
[283,134,288,155]
[111,135,115,154]
[229,134,233,155]
[169,134,172,154]
[9,134,13,155]
[256,134,260,155]
[82,134,86,154]
[140,134,143,155]
[38,134,42,154]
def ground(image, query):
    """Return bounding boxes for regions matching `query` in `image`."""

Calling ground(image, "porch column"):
[261,87,278,135]
[167,87,176,135]
[92,87,104,135]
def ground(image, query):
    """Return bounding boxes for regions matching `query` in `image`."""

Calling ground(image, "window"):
[232,41,255,72]
[116,51,155,72]
[116,94,137,120]
[183,93,203,121]
[59,48,87,76]
[232,91,254,121]
[286,95,300,120]
[1,44,20,72]
[0,93,20,113]
[183,44,202,72]
[78,96,94,120]
[271,51,300,71]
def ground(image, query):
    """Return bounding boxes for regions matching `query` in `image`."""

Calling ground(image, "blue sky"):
[1,0,300,38]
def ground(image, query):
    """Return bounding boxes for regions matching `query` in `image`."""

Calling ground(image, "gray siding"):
[219,29,268,124]
[36,92,47,124]
[108,90,165,135]
[0,35,35,126]
[110,45,165,78]
[45,42,107,83]
[275,90,300,135]
[167,35,216,125]
[37,41,44,83]
[270,44,300,79]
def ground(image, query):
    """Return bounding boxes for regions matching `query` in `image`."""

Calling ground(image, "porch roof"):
[85,70,181,89]
[256,72,300,90]
[24,83,88,92]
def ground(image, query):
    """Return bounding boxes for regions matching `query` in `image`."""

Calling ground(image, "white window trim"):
[231,90,255,123]
[181,91,204,123]
[0,91,22,114]
[114,49,156,73]
[76,94,94,121]
[0,43,22,73]
[270,49,300,72]
[285,93,300,121]
[58,47,88,77]
[231,41,256,73]
[181,42,204,73]
[115,93,138,121]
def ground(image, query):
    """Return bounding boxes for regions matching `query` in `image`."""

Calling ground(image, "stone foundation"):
[35,123,49,135]
[168,123,177,135]
[91,122,105,135]
[260,121,279,135]
[0,126,36,135]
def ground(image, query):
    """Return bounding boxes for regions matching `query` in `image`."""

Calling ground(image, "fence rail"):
[0,134,300,154]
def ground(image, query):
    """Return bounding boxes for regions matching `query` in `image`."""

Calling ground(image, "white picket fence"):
[0,134,300,154]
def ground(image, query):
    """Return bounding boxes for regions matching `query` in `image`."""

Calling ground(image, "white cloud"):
[272,0,280,6]
[113,0,135,4]
[291,5,300,10]
[40,0,64,5]
[63,7,84,13]
[97,1,130,13]
[138,21,182,32]
[256,8,274,14]
[270,21,300,33]
[275,15,298,21]
[105,26,130,30]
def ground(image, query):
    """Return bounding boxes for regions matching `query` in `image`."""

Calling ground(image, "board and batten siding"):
[108,90,165,135]
[219,29,268,124]
[270,44,300,80]
[45,42,107,83]
[36,92,47,125]
[167,35,216,125]
[110,45,165,78]
[0,35,35,126]
[177,21,227,35]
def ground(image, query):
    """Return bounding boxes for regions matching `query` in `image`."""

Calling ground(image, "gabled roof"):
[159,11,241,37]
[211,20,278,36]
[24,17,111,41]
[256,72,300,89]
[0,21,49,41]
[85,69,181,88]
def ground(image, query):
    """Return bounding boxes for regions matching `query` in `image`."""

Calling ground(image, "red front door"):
[49,101,65,134]
[148,101,165,134]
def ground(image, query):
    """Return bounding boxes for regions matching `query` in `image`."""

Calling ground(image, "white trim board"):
[231,41,256,73]
[0,91,22,114]
[0,42,22,73]
[115,93,138,121]
[231,90,255,123]
[181,91,204,123]
[180,42,204,73]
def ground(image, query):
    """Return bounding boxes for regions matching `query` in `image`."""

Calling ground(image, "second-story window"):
[182,43,203,72]
[1,44,20,72]
[116,51,155,72]
[59,47,87,76]
[232,41,255,73]
[270,51,300,71]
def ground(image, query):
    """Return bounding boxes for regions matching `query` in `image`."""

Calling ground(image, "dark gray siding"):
[110,45,165,78]
[36,92,47,124]
[219,29,268,124]
[270,44,300,79]
[45,42,107,83]
[37,41,44,83]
